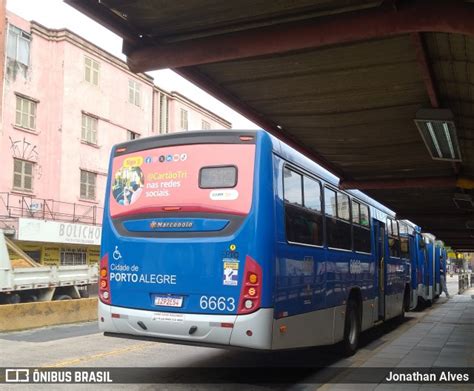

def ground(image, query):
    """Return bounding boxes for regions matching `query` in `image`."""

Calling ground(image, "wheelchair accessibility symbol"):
[113,246,122,261]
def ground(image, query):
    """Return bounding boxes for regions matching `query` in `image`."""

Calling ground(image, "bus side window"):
[387,218,400,258]
[399,222,410,259]
[303,176,323,245]
[283,168,302,205]
[353,201,371,253]
[283,167,323,246]
[325,188,351,250]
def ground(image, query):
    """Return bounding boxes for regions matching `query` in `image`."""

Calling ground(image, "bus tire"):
[342,299,360,356]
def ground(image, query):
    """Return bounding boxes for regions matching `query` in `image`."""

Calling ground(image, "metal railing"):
[0,192,103,226]
[458,273,472,294]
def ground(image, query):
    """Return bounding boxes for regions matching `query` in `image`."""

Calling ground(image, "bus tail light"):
[99,254,111,305]
[238,256,262,315]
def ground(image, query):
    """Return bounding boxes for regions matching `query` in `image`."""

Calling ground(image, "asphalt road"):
[0,275,466,390]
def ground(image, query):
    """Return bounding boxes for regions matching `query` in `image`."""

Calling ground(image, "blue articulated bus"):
[399,220,423,310]
[413,232,442,307]
[422,233,437,305]
[434,240,447,298]
[402,222,446,309]
[98,130,411,354]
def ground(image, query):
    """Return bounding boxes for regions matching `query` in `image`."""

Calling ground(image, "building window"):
[202,120,211,130]
[13,158,34,191]
[80,170,96,200]
[180,108,188,131]
[7,25,30,66]
[128,80,141,106]
[159,94,169,134]
[127,130,139,140]
[15,95,37,130]
[81,114,98,145]
[60,248,87,266]
[84,56,99,86]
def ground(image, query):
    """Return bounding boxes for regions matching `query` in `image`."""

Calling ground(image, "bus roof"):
[266,130,396,218]
[111,129,397,218]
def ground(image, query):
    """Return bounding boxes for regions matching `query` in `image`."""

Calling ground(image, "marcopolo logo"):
[150,221,194,229]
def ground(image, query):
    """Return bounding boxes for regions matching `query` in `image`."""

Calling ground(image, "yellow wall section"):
[43,246,60,265]
[14,241,100,266]
[0,298,98,332]
[88,247,100,264]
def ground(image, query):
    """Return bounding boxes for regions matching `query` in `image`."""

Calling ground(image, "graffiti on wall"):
[9,136,42,178]
[9,136,39,161]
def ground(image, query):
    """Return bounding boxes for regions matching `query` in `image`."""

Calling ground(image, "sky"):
[6,0,259,130]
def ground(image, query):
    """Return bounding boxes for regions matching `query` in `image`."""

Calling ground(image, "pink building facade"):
[0,12,231,266]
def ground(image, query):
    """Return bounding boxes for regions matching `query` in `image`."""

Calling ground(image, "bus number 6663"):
[199,296,235,311]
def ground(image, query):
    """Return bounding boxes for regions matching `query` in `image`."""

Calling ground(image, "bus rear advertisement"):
[99,130,415,354]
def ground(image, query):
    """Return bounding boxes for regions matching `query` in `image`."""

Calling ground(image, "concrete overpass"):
[66,0,474,250]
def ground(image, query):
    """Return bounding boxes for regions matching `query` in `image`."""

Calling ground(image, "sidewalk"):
[321,286,474,390]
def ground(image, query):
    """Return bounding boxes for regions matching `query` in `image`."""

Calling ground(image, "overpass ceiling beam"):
[339,176,456,190]
[411,32,439,108]
[64,0,144,45]
[398,213,474,219]
[126,1,474,72]
[176,67,346,179]
[341,176,474,190]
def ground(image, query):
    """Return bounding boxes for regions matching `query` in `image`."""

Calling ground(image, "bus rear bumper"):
[99,301,273,349]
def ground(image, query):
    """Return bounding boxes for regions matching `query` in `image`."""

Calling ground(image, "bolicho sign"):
[17,218,102,245]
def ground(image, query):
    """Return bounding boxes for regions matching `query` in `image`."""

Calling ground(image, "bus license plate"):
[154,295,183,307]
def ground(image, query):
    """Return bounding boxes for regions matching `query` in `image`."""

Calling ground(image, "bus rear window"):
[109,143,255,218]
[199,166,237,189]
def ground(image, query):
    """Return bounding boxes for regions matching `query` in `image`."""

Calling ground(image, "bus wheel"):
[342,300,360,356]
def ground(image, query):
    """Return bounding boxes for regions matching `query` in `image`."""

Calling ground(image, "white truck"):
[0,229,98,304]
